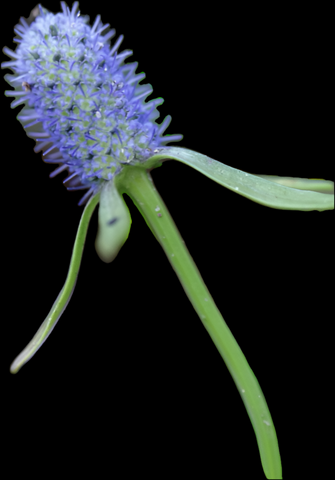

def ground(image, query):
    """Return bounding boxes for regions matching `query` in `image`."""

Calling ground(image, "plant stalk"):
[117,166,282,479]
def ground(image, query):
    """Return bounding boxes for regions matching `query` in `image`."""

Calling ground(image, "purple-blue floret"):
[2,2,182,204]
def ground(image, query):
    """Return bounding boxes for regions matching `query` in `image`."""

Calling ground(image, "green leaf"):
[10,192,100,374]
[142,147,334,211]
[250,174,334,194]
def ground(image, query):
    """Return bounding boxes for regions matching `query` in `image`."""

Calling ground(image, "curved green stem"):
[117,167,282,479]
[10,192,100,374]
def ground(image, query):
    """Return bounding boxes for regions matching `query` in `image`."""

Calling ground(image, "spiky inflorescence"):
[2,2,182,204]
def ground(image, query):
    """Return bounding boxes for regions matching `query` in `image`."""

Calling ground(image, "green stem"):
[117,167,282,479]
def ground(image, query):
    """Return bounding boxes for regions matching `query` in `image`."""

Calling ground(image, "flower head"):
[2,2,182,204]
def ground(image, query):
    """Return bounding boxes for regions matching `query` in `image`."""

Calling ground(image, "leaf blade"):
[144,147,334,211]
[10,192,100,374]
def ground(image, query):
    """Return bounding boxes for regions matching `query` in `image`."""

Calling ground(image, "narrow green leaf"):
[250,174,334,194]
[142,147,334,211]
[10,192,100,374]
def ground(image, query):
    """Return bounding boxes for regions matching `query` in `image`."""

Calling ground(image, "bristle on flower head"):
[2,2,182,204]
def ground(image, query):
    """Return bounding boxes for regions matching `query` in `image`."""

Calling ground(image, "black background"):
[1,1,333,478]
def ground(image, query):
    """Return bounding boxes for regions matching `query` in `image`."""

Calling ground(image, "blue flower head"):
[3,2,182,204]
